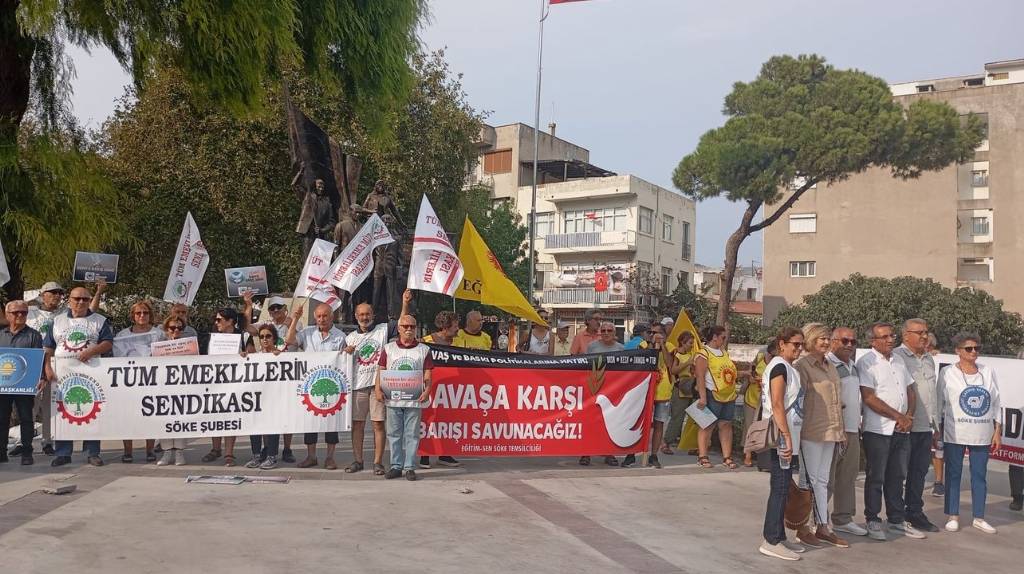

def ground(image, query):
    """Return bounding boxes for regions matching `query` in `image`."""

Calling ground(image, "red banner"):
[419,347,656,457]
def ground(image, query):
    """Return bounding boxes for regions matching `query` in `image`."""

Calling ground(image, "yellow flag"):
[667,308,702,354]
[456,217,546,326]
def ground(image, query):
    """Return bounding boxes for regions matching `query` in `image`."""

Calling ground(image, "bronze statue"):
[295,174,338,257]
[352,180,407,322]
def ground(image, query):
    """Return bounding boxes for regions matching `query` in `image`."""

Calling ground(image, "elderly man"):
[343,291,412,475]
[453,310,492,350]
[0,301,44,465]
[376,314,433,481]
[553,321,571,356]
[826,327,867,537]
[570,309,603,355]
[858,322,924,541]
[583,321,624,468]
[893,319,941,533]
[43,286,113,467]
[242,292,291,349]
[286,302,347,470]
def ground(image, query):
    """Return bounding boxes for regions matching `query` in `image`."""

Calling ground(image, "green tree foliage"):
[672,54,985,327]
[773,274,1024,355]
[64,385,92,414]
[310,377,340,407]
[656,282,772,345]
[1,1,426,299]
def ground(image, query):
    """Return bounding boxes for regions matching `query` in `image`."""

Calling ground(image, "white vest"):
[346,324,389,390]
[761,356,804,452]
[51,312,110,359]
[382,341,431,372]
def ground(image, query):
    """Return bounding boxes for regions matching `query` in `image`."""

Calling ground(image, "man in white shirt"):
[857,322,924,541]
[826,326,867,537]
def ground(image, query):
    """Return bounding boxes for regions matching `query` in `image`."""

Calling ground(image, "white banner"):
[52,351,353,440]
[327,214,394,293]
[297,238,341,310]
[0,237,10,287]
[162,212,210,305]
[407,195,463,296]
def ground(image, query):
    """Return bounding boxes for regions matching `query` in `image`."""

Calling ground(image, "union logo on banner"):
[356,340,382,367]
[56,373,106,425]
[297,366,350,417]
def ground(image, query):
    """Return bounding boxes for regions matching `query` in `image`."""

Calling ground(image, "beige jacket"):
[795,354,845,443]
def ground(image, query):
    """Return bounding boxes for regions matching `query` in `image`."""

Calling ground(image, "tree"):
[672,54,985,327]
[310,377,340,408]
[64,385,92,415]
[773,274,1024,355]
[1,1,425,299]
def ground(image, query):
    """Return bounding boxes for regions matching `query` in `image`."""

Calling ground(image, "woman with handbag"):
[742,341,775,468]
[758,327,806,561]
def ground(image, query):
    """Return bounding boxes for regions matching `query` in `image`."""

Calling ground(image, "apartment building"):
[763,59,1024,322]
[472,123,697,335]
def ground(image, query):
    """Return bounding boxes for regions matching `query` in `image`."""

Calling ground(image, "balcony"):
[540,287,658,308]
[542,230,637,254]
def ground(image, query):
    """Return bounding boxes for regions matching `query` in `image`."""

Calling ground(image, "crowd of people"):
[0,283,1020,534]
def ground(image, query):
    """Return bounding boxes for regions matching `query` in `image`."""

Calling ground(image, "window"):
[789,261,816,278]
[636,261,652,286]
[661,267,673,294]
[789,213,817,233]
[680,221,692,260]
[678,271,690,291]
[963,77,984,88]
[534,212,554,239]
[972,170,988,187]
[662,214,673,241]
[638,207,654,235]
[746,287,757,300]
[971,217,990,236]
[562,207,627,233]
[988,72,1010,81]
[916,84,935,93]
[958,258,993,282]
[482,149,512,174]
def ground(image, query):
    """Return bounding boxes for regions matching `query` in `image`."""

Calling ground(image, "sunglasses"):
[836,337,857,346]
[785,340,804,349]
[398,324,416,330]
[70,296,91,302]
[8,310,28,316]
[959,345,981,353]
[906,329,929,337]
[166,325,183,332]
[599,329,615,333]
[259,334,276,340]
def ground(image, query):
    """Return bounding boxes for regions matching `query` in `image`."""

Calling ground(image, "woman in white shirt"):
[936,332,1002,535]
[114,300,164,463]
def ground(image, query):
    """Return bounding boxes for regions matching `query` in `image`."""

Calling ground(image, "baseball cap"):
[266,296,287,309]
[556,321,570,329]
[40,281,64,293]
[660,317,674,325]
[632,323,648,336]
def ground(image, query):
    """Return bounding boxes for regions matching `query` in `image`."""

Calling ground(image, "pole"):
[528,0,549,305]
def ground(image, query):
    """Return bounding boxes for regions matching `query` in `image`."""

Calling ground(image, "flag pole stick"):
[528,0,549,306]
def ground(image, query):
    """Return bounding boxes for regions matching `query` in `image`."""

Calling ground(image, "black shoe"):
[153,444,164,454]
[909,516,940,533]
[282,448,296,464]
[578,456,591,466]
[621,454,636,468]
[0,453,8,463]
[1011,497,1023,512]
[21,454,34,466]
[8,445,24,457]
[87,456,104,467]
[649,454,662,469]
[437,456,461,467]
[42,444,55,456]
[405,470,417,481]
[51,456,72,467]
[385,468,403,480]
[418,456,431,469]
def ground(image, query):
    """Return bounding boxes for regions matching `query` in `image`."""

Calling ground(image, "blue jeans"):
[943,443,990,518]
[763,450,797,544]
[386,406,422,471]
[55,440,100,458]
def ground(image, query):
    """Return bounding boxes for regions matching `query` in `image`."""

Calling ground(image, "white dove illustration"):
[596,375,651,448]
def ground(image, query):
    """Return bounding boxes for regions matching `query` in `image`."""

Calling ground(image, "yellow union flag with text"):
[456,217,546,326]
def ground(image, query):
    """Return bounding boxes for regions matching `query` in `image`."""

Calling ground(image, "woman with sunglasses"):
[113,300,164,463]
[201,308,253,466]
[936,333,1002,534]
[242,324,284,469]
[758,327,806,561]
[157,316,190,465]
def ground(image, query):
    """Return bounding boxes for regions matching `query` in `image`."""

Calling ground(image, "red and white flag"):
[326,214,394,293]
[406,195,463,297]
[162,212,210,306]
[296,238,341,310]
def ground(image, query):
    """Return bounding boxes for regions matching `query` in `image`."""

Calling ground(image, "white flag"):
[406,195,463,297]
[0,237,9,287]
[297,238,341,310]
[326,214,394,293]
[163,212,210,305]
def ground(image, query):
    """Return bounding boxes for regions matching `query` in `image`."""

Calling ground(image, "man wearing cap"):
[43,286,113,467]
[661,316,675,336]
[625,323,649,350]
[553,322,572,356]
[0,300,44,465]
[9,282,65,458]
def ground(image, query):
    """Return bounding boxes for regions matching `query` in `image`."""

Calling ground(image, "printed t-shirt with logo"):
[454,328,492,351]
[700,346,738,403]
[346,323,389,390]
[43,310,114,359]
[378,340,434,372]
[27,305,63,340]
[937,363,1002,446]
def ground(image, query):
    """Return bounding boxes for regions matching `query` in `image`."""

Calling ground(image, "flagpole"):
[528,0,549,305]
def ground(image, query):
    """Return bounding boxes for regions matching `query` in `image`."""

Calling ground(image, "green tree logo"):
[310,378,340,407]
[67,331,88,345]
[359,344,375,360]
[65,386,93,415]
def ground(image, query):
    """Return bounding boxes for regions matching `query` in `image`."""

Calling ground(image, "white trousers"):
[801,439,836,526]
[160,439,188,449]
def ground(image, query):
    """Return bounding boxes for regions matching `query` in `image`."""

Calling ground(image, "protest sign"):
[163,212,210,305]
[296,238,340,310]
[151,337,200,357]
[407,195,463,296]
[380,370,425,408]
[52,351,352,440]
[73,251,119,283]
[0,348,44,395]
[225,266,269,298]
[418,347,656,457]
[326,214,394,293]
[208,333,242,355]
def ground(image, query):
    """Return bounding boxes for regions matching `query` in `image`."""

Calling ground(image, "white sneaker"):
[156,450,174,466]
[759,541,800,561]
[889,521,926,539]
[781,539,806,553]
[972,519,997,534]
[945,519,959,532]
[834,521,868,536]
[259,455,278,470]
[174,449,186,466]
[244,456,262,469]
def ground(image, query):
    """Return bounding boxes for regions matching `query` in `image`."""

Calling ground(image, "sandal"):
[723,457,739,470]
[345,461,364,473]
[201,449,222,463]
[373,463,386,476]
[697,456,714,469]
[660,444,674,455]
[223,455,236,467]
[121,454,133,464]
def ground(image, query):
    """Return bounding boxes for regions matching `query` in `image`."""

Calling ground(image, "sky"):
[68,0,1023,266]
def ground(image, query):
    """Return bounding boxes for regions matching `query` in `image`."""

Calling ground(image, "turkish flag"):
[594,270,609,292]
